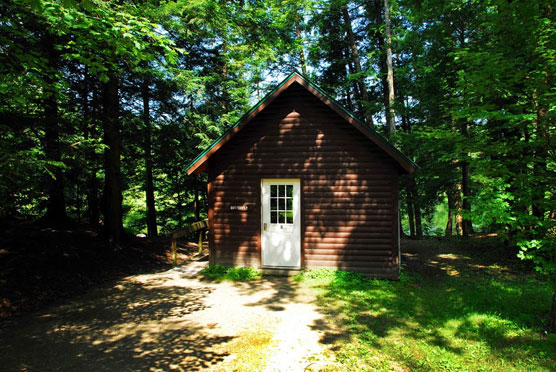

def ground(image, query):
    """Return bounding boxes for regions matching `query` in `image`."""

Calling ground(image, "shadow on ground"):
[4,236,546,372]
[0,272,232,372]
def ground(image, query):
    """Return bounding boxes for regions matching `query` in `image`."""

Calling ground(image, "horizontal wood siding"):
[208,82,399,278]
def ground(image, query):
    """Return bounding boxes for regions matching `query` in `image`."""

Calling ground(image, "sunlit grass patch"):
[294,268,337,283]
[213,326,275,372]
[200,265,261,281]
[296,266,556,371]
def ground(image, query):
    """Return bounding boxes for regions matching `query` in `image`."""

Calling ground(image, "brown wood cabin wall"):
[208,82,400,278]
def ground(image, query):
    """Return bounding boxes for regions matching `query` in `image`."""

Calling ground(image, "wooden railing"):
[169,219,209,265]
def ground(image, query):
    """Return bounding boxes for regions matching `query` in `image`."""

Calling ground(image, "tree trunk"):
[550,274,556,333]
[295,14,307,75]
[344,47,366,115]
[345,85,354,112]
[342,6,374,127]
[43,84,67,224]
[461,161,473,236]
[399,213,408,238]
[414,199,423,238]
[456,25,472,237]
[83,71,99,226]
[220,42,229,112]
[177,186,182,227]
[453,183,464,237]
[407,176,422,238]
[75,184,81,223]
[102,73,123,248]
[194,175,202,244]
[461,121,472,237]
[369,0,392,133]
[532,102,548,220]
[6,191,18,217]
[143,80,158,237]
[401,98,411,132]
[406,185,416,237]
[202,182,208,213]
[399,106,415,238]
[383,0,396,137]
[531,162,546,220]
[194,176,200,222]
[87,172,99,225]
[42,35,67,225]
[445,191,454,237]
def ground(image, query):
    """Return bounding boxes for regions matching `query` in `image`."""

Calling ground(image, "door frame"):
[260,178,301,268]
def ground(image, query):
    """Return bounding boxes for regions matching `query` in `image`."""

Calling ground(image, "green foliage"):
[518,235,556,275]
[200,265,261,281]
[0,0,301,232]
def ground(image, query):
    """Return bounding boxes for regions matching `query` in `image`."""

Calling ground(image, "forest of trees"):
[1,1,555,327]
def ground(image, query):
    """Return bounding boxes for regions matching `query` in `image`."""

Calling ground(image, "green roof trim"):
[185,70,418,174]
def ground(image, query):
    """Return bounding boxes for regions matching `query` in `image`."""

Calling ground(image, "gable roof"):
[186,71,418,175]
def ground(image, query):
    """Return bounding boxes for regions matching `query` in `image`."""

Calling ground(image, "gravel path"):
[0,260,338,371]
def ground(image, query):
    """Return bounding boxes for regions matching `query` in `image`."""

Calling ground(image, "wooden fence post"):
[198,229,203,254]
[168,219,209,266]
[171,233,177,266]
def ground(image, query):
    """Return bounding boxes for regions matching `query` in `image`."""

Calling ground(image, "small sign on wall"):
[230,205,248,211]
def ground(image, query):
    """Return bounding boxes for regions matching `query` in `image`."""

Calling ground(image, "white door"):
[261,179,301,268]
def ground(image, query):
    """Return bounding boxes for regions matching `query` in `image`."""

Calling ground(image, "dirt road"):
[0,261,338,371]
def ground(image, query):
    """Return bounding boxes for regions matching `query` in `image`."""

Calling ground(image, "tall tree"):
[101,74,123,246]
[383,0,396,137]
[342,5,374,127]
[142,79,158,237]
[80,70,100,226]
[295,7,308,75]
[41,32,68,225]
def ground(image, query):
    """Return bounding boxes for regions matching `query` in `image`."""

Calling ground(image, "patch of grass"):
[201,265,261,281]
[213,325,275,372]
[297,266,556,371]
[294,268,336,283]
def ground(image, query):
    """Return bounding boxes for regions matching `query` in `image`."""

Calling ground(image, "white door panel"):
[261,179,301,268]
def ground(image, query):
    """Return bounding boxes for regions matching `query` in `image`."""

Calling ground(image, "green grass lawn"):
[296,239,556,372]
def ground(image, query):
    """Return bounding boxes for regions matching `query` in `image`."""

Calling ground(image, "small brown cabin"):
[186,72,416,279]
